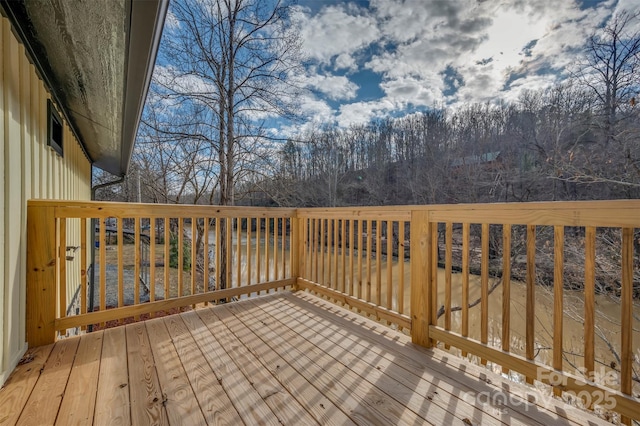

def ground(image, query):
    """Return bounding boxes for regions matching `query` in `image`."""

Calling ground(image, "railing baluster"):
[99,218,106,318]
[319,218,324,286]
[203,218,209,304]
[191,217,197,300]
[273,218,278,286]
[226,217,232,291]
[150,219,156,307]
[358,220,363,300]
[333,218,339,292]
[621,228,633,399]
[80,217,87,323]
[282,217,287,280]
[177,217,183,297]
[117,218,123,308]
[59,218,67,326]
[216,218,221,292]
[255,218,261,286]
[526,224,536,383]
[445,222,452,339]
[386,220,393,311]
[309,218,313,280]
[327,219,332,288]
[293,216,302,289]
[164,217,170,301]
[305,218,310,281]
[300,217,309,282]
[366,219,372,303]
[481,223,489,364]
[237,217,242,288]
[430,222,438,333]
[584,226,596,377]
[398,221,405,315]
[462,222,470,356]
[376,219,382,306]
[349,219,355,297]
[311,218,316,282]
[134,218,141,317]
[265,217,271,284]
[341,219,346,294]
[246,218,251,286]
[501,224,511,370]
[304,217,309,280]
[553,225,564,396]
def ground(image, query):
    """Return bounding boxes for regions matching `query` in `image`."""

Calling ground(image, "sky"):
[274,0,638,136]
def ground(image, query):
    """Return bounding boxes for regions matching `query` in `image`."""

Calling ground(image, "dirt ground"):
[101,243,202,298]
[91,243,206,329]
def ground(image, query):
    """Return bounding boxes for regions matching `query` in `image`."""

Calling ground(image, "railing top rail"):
[29,199,640,225]
[27,200,297,219]
[298,200,640,227]
[297,209,412,221]
[297,199,640,212]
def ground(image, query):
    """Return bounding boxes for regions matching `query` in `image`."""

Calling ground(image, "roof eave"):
[116,0,168,177]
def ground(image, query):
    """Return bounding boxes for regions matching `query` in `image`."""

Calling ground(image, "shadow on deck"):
[0,291,608,426]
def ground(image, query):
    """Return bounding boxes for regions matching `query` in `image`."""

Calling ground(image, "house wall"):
[0,17,92,385]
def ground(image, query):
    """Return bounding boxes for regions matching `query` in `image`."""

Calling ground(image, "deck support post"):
[410,210,432,347]
[26,204,57,346]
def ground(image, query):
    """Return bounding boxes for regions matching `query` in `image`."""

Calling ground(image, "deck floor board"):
[146,318,207,425]
[0,291,613,426]
[126,322,168,425]
[16,337,79,426]
[163,313,243,425]
[0,344,53,425]
[236,297,460,425]
[93,327,130,425]
[257,295,510,425]
[55,331,103,426]
[216,299,356,426]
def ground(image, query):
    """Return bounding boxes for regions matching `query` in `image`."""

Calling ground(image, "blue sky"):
[271,0,638,136]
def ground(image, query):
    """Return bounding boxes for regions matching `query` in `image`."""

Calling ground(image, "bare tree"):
[157,0,301,205]
[578,10,640,146]
[141,0,301,291]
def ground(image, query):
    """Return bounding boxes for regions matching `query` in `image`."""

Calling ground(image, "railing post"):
[410,210,432,347]
[26,203,57,346]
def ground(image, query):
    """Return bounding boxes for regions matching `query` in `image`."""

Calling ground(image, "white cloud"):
[501,74,560,103]
[380,75,444,107]
[372,0,493,43]
[291,0,621,128]
[153,65,216,95]
[292,4,379,65]
[297,95,335,123]
[334,53,357,71]
[336,99,395,127]
[301,72,359,101]
[165,10,180,29]
[369,0,621,110]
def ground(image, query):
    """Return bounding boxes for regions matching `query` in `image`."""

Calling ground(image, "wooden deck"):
[1,292,610,426]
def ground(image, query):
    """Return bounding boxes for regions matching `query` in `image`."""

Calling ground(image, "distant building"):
[450,151,502,168]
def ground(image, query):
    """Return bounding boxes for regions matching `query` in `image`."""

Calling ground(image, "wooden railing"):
[296,207,411,330]
[297,201,640,423]
[26,199,640,422]
[26,200,297,347]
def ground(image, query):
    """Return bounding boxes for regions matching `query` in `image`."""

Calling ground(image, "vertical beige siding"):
[0,16,92,385]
